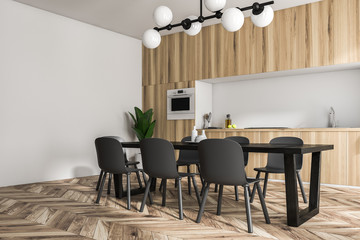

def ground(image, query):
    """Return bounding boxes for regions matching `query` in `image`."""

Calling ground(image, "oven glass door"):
[171,97,190,111]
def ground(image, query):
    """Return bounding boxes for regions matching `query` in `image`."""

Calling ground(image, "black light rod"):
[154,1,274,32]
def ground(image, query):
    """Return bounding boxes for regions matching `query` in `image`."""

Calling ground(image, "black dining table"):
[120,141,333,227]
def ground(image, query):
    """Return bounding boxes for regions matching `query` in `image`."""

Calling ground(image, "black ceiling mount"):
[153,0,274,32]
[252,2,265,15]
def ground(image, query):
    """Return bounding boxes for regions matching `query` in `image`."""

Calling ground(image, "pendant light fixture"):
[143,0,275,49]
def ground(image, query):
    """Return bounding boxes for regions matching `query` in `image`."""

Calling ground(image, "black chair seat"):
[253,167,286,174]
[246,178,261,185]
[126,160,140,166]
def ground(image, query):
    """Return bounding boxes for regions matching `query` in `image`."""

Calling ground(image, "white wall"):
[0,0,142,187]
[212,69,360,128]
[195,81,213,129]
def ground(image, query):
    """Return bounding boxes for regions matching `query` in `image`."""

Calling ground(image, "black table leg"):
[309,152,321,210]
[150,177,157,191]
[284,152,322,227]
[284,153,300,226]
[113,173,148,198]
[113,174,122,199]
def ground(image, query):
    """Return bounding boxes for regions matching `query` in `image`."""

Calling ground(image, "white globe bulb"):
[153,6,173,27]
[204,0,226,12]
[142,29,161,49]
[221,8,244,32]
[251,6,274,27]
[184,16,202,36]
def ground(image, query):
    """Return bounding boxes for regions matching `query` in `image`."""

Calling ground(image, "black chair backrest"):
[178,136,199,163]
[140,138,179,179]
[225,136,250,166]
[95,137,128,174]
[267,137,304,170]
[198,139,247,186]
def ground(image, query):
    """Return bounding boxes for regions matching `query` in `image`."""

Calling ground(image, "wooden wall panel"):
[143,0,360,87]
[143,81,195,141]
[347,132,360,186]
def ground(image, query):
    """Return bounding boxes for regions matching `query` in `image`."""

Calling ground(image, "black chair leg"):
[175,165,179,188]
[235,185,239,201]
[159,179,164,192]
[191,175,201,206]
[196,182,210,223]
[296,171,308,203]
[126,173,131,210]
[140,177,152,212]
[134,165,143,189]
[187,165,191,195]
[244,185,253,233]
[107,173,112,194]
[250,172,261,203]
[162,179,167,206]
[200,182,205,196]
[96,172,107,204]
[263,173,269,197]
[217,185,224,215]
[196,164,204,186]
[142,173,153,204]
[256,182,271,224]
[141,171,148,189]
[177,177,183,220]
[96,170,104,191]
[214,184,218,192]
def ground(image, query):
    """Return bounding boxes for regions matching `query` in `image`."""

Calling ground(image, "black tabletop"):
[121,141,334,154]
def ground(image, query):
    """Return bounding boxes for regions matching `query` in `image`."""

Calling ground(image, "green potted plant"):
[129,107,156,141]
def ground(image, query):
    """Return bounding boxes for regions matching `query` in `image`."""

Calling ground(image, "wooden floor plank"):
[0,175,359,239]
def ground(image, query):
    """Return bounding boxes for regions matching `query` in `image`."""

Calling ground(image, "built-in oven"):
[167,88,195,120]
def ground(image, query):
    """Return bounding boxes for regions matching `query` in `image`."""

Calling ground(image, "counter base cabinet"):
[348,132,360,186]
[204,129,360,187]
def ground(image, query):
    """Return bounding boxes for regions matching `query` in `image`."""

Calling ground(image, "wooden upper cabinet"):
[142,0,360,86]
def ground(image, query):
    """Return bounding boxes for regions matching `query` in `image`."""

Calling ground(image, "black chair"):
[94,137,146,209]
[250,136,307,204]
[215,136,250,201]
[95,136,143,194]
[196,139,270,233]
[174,136,203,195]
[139,138,201,220]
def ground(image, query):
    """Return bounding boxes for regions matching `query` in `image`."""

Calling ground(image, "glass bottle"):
[225,114,232,128]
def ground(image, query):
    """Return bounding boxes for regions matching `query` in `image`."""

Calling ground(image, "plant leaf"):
[129,107,156,140]
[134,107,144,121]
[143,108,153,122]
[133,127,145,141]
[145,120,156,138]
[128,112,137,125]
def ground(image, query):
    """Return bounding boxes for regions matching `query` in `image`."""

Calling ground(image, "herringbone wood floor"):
[0,175,359,240]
